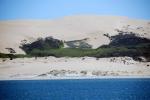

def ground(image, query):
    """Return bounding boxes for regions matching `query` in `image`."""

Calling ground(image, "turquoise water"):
[0,79,150,100]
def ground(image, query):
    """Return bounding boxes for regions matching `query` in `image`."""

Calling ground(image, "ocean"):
[0,78,150,100]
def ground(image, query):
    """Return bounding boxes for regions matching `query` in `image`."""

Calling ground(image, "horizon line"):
[0,14,150,21]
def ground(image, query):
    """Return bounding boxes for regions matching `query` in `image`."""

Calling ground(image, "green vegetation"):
[109,32,150,46]
[1,33,150,61]
[20,36,64,54]
[0,53,31,60]
[24,44,149,59]
[1,43,150,61]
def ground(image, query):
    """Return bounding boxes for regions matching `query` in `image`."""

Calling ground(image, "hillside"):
[0,15,150,54]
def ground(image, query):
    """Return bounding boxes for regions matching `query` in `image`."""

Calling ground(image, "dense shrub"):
[109,33,150,46]
[1,33,149,62]
[20,36,64,53]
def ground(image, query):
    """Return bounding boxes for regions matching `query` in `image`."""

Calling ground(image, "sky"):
[0,0,150,20]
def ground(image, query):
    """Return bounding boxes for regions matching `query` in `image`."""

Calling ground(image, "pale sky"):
[0,0,150,20]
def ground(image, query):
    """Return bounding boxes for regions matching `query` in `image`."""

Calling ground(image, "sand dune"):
[0,15,150,54]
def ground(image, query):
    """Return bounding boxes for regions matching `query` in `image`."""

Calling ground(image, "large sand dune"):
[0,15,150,54]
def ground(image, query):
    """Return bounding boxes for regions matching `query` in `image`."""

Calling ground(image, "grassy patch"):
[1,34,150,62]
[0,53,31,59]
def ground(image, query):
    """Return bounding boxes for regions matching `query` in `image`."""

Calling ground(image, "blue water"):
[0,79,150,100]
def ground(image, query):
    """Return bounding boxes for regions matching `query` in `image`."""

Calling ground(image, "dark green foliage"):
[99,33,150,61]
[0,53,14,58]
[29,48,94,57]
[1,33,150,62]
[20,36,64,53]
[109,33,150,46]
[0,53,31,59]
[21,34,150,60]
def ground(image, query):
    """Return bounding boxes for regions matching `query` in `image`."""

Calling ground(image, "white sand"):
[0,15,150,54]
[0,57,150,80]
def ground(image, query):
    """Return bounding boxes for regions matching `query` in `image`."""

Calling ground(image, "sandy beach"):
[0,57,150,80]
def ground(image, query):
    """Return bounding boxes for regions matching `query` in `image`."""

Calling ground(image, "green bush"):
[1,34,149,62]
[20,36,64,53]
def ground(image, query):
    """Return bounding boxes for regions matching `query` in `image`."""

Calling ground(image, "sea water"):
[0,78,150,100]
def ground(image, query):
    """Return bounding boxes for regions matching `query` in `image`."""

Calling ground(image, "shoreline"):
[0,76,150,81]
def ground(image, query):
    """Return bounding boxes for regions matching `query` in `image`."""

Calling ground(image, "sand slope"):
[0,15,150,54]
